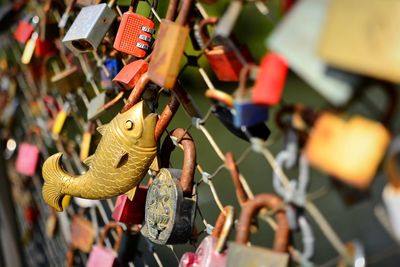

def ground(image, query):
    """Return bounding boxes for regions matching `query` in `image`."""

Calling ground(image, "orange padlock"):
[305,113,390,190]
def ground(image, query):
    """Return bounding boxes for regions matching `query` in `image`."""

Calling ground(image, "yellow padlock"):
[305,113,390,190]
[80,122,94,161]
[52,104,70,138]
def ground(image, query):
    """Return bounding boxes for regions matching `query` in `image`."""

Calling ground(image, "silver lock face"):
[62,3,116,54]
[87,92,107,120]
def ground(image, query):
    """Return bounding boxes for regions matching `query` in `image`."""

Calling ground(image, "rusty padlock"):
[141,128,197,244]
[179,206,235,267]
[87,222,123,267]
[112,59,149,91]
[70,214,96,253]
[226,194,290,267]
[113,0,157,58]
[199,17,253,82]
[148,0,194,89]
[305,113,391,190]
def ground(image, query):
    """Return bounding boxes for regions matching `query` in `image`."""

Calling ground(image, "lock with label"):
[70,214,96,253]
[15,143,40,177]
[14,15,39,44]
[112,59,149,91]
[148,0,194,89]
[199,17,253,82]
[113,0,157,58]
[50,65,85,95]
[62,1,117,53]
[252,53,288,106]
[87,222,123,267]
[233,64,269,128]
[101,58,123,90]
[226,194,290,267]
[112,185,148,225]
[382,136,400,240]
[141,128,197,244]
[179,206,235,267]
[305,113,391,190]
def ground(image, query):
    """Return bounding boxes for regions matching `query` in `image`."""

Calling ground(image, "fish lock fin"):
[113,150,129,168]
[83,155,94,167]
[149,156,160,172]
[42,152,67,212]
[96,124,108,135]
[125,186,137,200]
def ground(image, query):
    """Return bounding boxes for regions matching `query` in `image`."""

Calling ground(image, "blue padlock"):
[101,58,123,90]
[233,64,269,128]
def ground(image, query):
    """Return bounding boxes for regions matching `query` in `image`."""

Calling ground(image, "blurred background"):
[1,0,400,266]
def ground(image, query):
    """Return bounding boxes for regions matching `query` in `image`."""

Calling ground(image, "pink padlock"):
[179,206,235,267]
[252,53,288,106]
[15,143,40,176]
[87,222,123,267]
[112,185,148,225]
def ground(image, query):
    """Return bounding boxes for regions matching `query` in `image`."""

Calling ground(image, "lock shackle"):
[176,0,194,25]
[129,0,140,12]
[160,128,196,194]
[120,72,180,142]
[385,137,400,189]
[237,63,257,99]
[225,152,249,206]
[98,222,124,253]
[205,89,233,107]
[198,17,218,48]
[212,205,235,253]
[235,194,290,253]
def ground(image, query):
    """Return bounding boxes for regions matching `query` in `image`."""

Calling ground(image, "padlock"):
[148,0,194,89]
[199,17,253,82]
[179,206,235,267]
[52,103,70,138]
[62,2,117,53]
[14,15,39,44]
[233,64,269,128]
[113,0,157,58]
[305,113,391,190]
[80,121,95,161]
[382,136,400,239]
[112,59,149,91]
[87,91,124,120]
[70,214,96,253]
[252,53,288,106]
[21,32,39,65]
[112,186,148,225]
[50,65,85,95]
[226,194,290,267]
[101,58,123,90]
[87,222,123,267]
[15,143,40,176]
[35,38,57,58]
[141,128,197,244]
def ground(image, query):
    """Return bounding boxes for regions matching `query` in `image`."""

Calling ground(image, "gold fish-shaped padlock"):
[42,101,158,211]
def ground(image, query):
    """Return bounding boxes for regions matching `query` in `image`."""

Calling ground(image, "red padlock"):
[14,15,39,44]
[35,39,57,57]
[15,143,40,176]
[112,185,148,225]
[199,17,253,82]
[113,0,157,58]
[87,222,123,267]
[112,59,149,91]
[252,53,288,106]
[179,206,235,267]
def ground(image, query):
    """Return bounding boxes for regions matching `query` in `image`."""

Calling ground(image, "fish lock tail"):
[42,152,68,212]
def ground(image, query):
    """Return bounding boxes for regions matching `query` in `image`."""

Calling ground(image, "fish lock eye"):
[125,120,134,130]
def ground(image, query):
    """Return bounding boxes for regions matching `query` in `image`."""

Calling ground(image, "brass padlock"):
[141,128,197,244]
[62,2,117,53]
[226,194,290,267]
[147,0,194,89]
[42,100,158,211]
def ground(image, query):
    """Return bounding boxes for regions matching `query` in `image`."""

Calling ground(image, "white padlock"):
[382,136,400,240]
